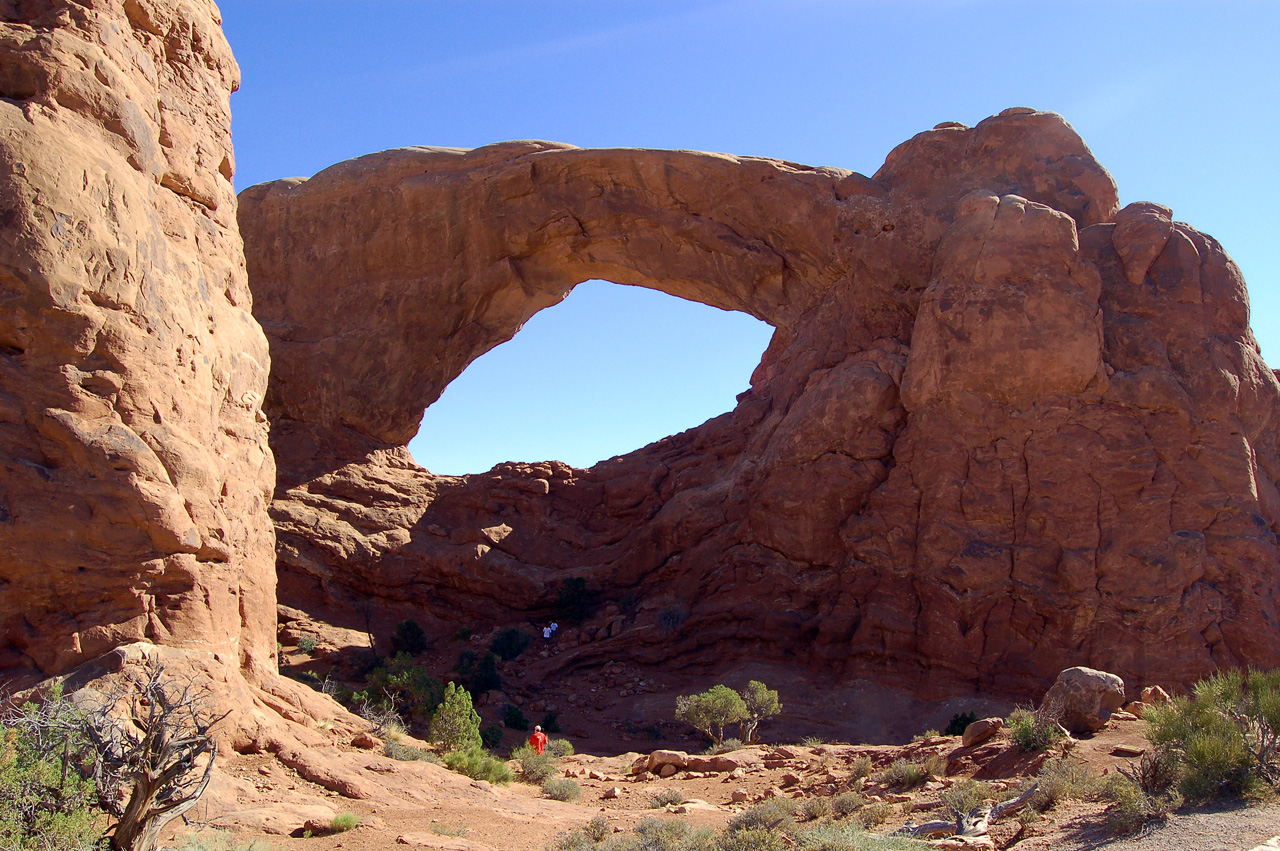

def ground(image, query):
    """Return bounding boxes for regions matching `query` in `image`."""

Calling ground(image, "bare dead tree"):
[83,657,229,851]
[897,782,1040,839]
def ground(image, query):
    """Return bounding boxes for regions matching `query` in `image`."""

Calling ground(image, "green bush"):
[1033,758,1098,810]
[676,684,747,745]
[649,787,686,808]
[490,628,531,661]
[502,704,529,731]
[542,778,580,801]
[1146,668,1280,801]
[541,711,561,733]
[940,778,993,814]
[1099,774,1176,836]
[391,619,428,656]
[330,812,360,832]
[847,755,873,781]
[719,828,786,851]
[794,822,930,850]
[470,653,502,693]
[480,724,503,750]
[630,817,715,851]
[726,798,796,834]
[383,740,436,761]
[944,711,978,737]
[854,802,891,829]
[360,652,445,727]
[1006,707,1063,753]
[0,687,106,851]
[708,737,743,755]
[798,796,832,821]
[296,635,319,654]
[830,791,864,818]
[443,747,512,784]
[555,577,596,624]
[429,682,481,752]
[548,738,575,757]
[874,758,927,789]
[512,742,557,782]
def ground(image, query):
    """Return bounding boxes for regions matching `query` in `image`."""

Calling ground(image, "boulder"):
[961,718,1004,748]
[647,750,689,773]
[1140,685,1171,705]
[1042,667,1126,734]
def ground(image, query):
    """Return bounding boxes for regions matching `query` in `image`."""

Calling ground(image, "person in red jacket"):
[529,725,547,755]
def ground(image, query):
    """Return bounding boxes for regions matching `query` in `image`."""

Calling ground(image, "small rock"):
[588,770,605,780]
[780,772,801,787]
[763,786,785,799]
[657,763,678,778]
[647,749,689,773]
[1111,710,1138,721]
[1111,745,1145,757]
[351,731,380,750]
[728,768,746,780]
[730,788,750,803]
[773,746,799,759]
[603,787,621,799]
[1140,685,1171,704]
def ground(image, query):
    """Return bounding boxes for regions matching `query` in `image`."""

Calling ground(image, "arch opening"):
[407,280,774,475]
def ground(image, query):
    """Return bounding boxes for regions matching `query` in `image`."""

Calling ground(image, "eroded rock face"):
[239,109,1280,699]
[0,1,275,680]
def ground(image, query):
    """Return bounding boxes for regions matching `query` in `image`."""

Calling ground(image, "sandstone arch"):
[241,109,1280,699]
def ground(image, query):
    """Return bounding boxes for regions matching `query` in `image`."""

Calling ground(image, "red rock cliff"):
[0,0,276,681]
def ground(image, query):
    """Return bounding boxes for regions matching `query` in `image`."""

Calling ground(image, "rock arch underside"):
[241,110,1280,700]
[2,2,1279,749]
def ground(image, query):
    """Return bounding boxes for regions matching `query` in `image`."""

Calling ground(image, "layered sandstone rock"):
[239,109,1280,700]
[0,0,277,682]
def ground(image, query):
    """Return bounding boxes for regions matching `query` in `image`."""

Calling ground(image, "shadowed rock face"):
[0,0,276,680]
[245,112,1280,700]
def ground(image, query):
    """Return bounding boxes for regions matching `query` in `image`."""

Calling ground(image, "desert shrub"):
[801,735,826,747]
[708,737,743,755]
[854,802,891,829]
[443,746,512,784]
[847,755,873,781]
[502,704,529,731]
[360,652,445,727]
[1006,707,1063,753]
[470,653,502,694]
[1099,773,1176,836]
[1146,668,1280,801]
[649,787,686,808]
[1118,747,1178,795]
[296,635,319,654]
[548,738,575,757]
[798,796,832,821]
[556,577,596,624]
[172,830,280,851]
[0,689,105,851]
[1032,757,1099,810]
[944,711,978,737]
[874,758,927,789]
[739,680,782,744]
[430,822,467,837]
[725,798,796,834]
[490,628,531,661]
[512,742,558,783]
[390,619,428,656]
[429,682,481,752]
[676,684,747,745]
[793,822,930,850]
[583,814,610,842]
[456,649,477,674]
[383,740,437,761]
[542,777,581,801]
[541,711,562,733]
[330,812,360,832]
[830,791,864,818]
[940,778,993,815]
[921,752,947,778]
[454,626,473,641]
[480,724,504,750]
[657,607,687,635]
[718,828,785,851]
[629,817,716,851]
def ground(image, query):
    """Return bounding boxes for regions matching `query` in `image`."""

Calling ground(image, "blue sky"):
[220,1,1279,475]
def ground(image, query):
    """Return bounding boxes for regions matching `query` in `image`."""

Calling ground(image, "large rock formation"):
[240,109,1280,699]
